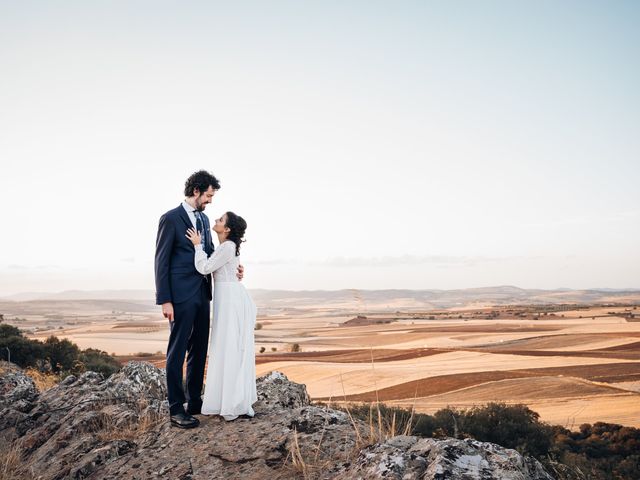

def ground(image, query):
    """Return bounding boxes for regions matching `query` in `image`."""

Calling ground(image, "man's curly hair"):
[184,170,221,197]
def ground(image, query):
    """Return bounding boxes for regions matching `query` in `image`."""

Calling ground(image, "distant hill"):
[2,286,638,310]
[0,290,155,302]
[252,286,640,310]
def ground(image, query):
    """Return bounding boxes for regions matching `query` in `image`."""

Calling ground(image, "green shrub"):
[550,422,640,478]
[78,348,121,377]
[461,403,553,457]
[43,336,81,373]
[0,334,44,367]
[0,325,120,378]
[335,402,552,457]
[0,324,22,338]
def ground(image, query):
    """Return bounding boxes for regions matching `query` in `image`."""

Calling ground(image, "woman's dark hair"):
[225,211,247,256]
[184,170,221,197]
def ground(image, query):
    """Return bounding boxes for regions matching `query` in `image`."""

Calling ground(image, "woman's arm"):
[194,241,235,275]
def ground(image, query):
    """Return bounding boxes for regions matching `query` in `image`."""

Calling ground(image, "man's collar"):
[182,200,197,213]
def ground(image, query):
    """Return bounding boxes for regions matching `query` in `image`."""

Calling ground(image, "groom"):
[155,170,239,428]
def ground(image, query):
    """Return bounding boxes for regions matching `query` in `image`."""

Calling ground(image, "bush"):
[43,336,81,373]
[0,325,120,378]
[78,348,121,377]
[460,403,552,457]
[337,402,553,457]
[0,324,22,338]
[0,334,44,367]
[550,422,640,478]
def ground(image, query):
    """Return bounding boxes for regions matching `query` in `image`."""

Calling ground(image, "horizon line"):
[2,284,640,299]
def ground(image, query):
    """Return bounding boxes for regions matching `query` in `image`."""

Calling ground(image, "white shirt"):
[181,200,198,228]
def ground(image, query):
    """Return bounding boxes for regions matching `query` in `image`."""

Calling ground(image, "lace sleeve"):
[194,241,235,275]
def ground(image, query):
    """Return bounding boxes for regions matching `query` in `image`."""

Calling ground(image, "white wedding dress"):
[194,240,257,420]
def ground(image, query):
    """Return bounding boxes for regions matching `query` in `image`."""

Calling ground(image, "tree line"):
[0,324,121,378]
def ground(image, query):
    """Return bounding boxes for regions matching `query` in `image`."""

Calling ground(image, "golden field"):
[250,305,640,429]
[1,288,639,430]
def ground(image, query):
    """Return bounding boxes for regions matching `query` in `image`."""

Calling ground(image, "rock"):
[0,362,39,434]
[0,363,555,480]
[68,440,136,478]
[336,435,554,480]
[255,370,311,410]
[0,407,28,431]
[0,363,38,413]
[104,361,169,412]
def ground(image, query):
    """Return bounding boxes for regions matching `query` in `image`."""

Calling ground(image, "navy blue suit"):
[155,205,214,415]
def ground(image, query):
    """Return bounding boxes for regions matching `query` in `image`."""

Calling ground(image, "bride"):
[185,211,257,420]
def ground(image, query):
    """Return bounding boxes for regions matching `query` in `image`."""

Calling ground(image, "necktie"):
[194,211,204,243]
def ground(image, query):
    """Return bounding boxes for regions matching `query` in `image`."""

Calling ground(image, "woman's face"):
[212,213,228,234]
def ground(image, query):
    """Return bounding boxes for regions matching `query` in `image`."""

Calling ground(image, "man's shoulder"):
[161,205,183,219]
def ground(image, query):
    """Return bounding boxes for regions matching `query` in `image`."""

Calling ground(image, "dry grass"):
[358,350,416,444]
[283,393,357,480]
[283,388,419,478]
[341,395,416,446]
[287,428,312,479]
[285,425,360,480]
[0,441,32,480]
[24,368,60,391]
[283,354,419,479]
[0,401,162,480]
[283,382,380,480]
[0,361,21,375]
[95,405,164,443]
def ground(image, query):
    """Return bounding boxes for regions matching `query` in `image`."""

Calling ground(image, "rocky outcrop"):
[0,362,38,414]
[0,361,554,480]
[337,435,553,479]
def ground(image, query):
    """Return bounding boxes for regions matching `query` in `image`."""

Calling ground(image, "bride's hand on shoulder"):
[185,228,202,246]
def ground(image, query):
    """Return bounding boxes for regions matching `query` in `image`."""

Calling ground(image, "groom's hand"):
[162,302,174,322]
[237,264,244,281]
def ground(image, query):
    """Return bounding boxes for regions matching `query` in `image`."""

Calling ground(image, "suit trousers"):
[166,280,211,415]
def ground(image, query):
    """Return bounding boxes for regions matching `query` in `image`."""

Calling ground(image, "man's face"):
[194,186,216,211]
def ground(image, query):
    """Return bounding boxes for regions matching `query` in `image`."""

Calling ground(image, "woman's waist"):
[214,280,242,285]
[213,282,251,299]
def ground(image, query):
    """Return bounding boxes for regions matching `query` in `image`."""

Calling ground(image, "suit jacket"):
[155,205,215,305]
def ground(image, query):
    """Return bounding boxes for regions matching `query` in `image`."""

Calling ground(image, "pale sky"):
[1,1,639,295]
